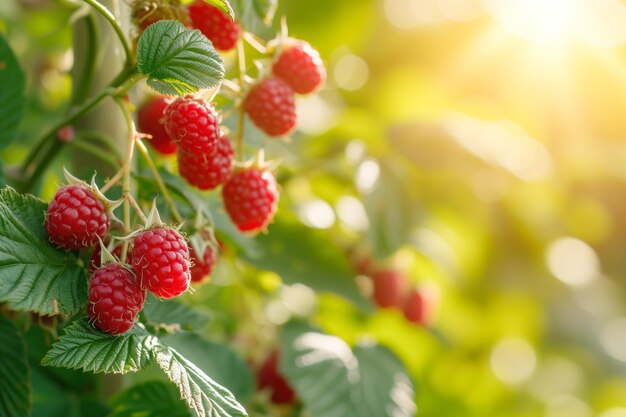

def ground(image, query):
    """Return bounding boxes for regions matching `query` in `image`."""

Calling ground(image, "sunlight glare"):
[482,0,575,44]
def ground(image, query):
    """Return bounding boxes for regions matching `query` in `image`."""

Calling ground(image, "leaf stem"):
[81,0,133,69]
[114,97,137,263]
[65,136,120,171]
[135,139,183,224]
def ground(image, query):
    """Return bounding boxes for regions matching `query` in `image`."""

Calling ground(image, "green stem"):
[135,139,183,224]
[114,97,136,263]
[72,12,99,105]
[20,66,139,192]
[66,135,120,170]
[82,0,133,69]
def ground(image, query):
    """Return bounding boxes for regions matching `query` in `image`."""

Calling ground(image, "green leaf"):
[280,322,416,417]
[154,343,248,417]
[110,380,191,417]
[0,187,88,315]
[161,332,254,402]
[231,0,276,30]
[201,0,234,19]
[137,20,224,96]
[0,315,31,417]
[240,218,372,311]
[41,320,158,374]
[143,294,211,331]
[0,35,26,149]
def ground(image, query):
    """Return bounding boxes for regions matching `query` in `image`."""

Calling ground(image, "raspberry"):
[89,243,123,274]
[88,263,146,335]
[243,77,297,137]
[178,134,233,190]
[257,351,296,405]
[132,0,190,32]
[189,245,216,283]
[130,227,191,298]
[402,288,427,325]
[371,269,408,309]
[163,97,220,155]
[45,185,110,250]
[188,0,241,51]
[222,168,279,233]
[138,96,177,155]
[272,42,325,94]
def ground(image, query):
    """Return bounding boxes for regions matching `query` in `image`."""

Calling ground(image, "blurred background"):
[4,0,626,416]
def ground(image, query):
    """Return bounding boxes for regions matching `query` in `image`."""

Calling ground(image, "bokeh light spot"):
[546,237,600,286]
[490,338,536,385]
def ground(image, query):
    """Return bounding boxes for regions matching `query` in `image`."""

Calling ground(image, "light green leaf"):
[0,315,31,417]
[41,320,158,374]
[154,343,248,417]
[240,218,373,311]
[143,294,211,331]
[110,380,192,417]
[231,0,276,30]
[201,0,234,19]
[161,332,254,402]
[137,20,224,96]
[0,35,26,149]
[0,187,88,315]
[280,322,416,417]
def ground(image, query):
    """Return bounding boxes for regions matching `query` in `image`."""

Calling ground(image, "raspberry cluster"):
[353,254,437,326]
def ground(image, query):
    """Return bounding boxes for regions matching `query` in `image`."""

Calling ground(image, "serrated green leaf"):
[143,294,211,331]
[201,0,234,19]
[41,320,158,374]
[110,380,192,417]
[0,315,31,417]
[0,187,88,315]
[154,343,248,417]
[0,35,26,149]
[137,20,224,96]
[240,218,373,311]
[280,322,416,417]
[161,332,254,402]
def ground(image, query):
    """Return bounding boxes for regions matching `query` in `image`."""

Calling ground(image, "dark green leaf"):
[143,294,211,331]
[0,35,26,149]
[110,380,191,417]
[0,315,31,417]
[280,322,416,417]
[41,320,157,374]
[154,343,248,417]
[201,0,235,19]
[240,218,372,311]
[137,20,224,96]
[161,332,254,402]
[0,187,88,315]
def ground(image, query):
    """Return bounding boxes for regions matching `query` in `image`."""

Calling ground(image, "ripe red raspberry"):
[89,243,123,274]
[222,168,279,233]
[130,227,191,298]
[178,134,233,190]
[88,263,146,335]
[45,185,110,250]
[257,351,296,405]
[138,96,177,155]
[371,269,408,309]
[272,42,325,94]
[188,0,241,51]
[163,97,219,155]
[402,288,427,325]
[189,245,216,283]
[243,77,297,137]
